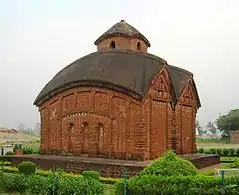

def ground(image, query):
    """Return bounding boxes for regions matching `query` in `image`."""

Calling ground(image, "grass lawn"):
[103,184,115,195]
[197,143,239,149]
[220,157,239,161]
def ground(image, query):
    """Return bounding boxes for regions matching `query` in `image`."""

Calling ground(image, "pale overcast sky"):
[0,0,238,129]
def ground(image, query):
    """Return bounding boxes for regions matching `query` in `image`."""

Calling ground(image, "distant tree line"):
[196,109,239,137]
[17,122,40,137]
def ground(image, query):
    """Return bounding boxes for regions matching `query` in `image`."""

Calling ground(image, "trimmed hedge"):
[82,170,100,180]
[198,147,239,157]
[115,175,239,195]
[2,165,122,184]
[115,151,239,194]
[0,172,104,194]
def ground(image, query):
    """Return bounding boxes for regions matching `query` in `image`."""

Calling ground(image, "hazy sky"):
[0,0,238,129]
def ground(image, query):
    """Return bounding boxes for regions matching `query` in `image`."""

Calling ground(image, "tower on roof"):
[94,20,150,52]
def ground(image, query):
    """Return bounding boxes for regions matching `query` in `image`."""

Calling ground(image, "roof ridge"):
[167,64,193,76]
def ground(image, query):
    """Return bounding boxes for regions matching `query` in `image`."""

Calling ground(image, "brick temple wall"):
[40,87,150,160]
[97,36,148,52]
[38,68,198,160]
[230,131,239,144]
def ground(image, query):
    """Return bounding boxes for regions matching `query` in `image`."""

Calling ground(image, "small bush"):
[229,148,236,157]
[216,148,223,155]
[5,151,14,156]
[198,148,204,154]
[82,170,100,180]
[223,148,229,157]
[236,149,239,157]
[140,150,198,177]
[18,161,36,175]
[209,148,217,154]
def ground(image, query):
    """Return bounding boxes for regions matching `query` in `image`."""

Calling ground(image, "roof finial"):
[120,20,125,22]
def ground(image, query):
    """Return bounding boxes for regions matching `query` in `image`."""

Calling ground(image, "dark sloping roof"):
[94,20,151,47]
[33,50,200,107]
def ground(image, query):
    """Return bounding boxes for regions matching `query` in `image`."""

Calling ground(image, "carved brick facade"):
[35,20,200,161]
[38,70,198,160]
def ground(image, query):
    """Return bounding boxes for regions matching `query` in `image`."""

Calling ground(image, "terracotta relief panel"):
[112,96,127,156]
[133,105,146,153]
[150,100,167,159]
[76,91,92,110]
[180,84,196,106]
[95,92,110,113]
[150,72,170,102]
[181,105,193,154]
[62,93,76,114]
[40,108,48,151]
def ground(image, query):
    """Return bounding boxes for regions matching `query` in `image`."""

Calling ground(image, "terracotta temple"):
[34,20,201,161]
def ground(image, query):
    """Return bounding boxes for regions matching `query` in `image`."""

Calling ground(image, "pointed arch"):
[136,42,141,50]
[110,41,116,49]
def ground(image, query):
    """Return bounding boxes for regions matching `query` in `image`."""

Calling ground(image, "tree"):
[216,109,239,136]
[206,121,217,135]
[196,120,203,135]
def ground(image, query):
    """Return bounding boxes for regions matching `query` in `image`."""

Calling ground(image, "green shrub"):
[82,170,100,180]
[223,148,229,157]
[0,173,26,193]
[100,177,122,185]
[25,174,49,194]
[229,148,236,157]
[18,161,36,175]
[216,148,223,155]
[13,144,22,152]
[58,176,104,195]
[0,161,11,166]
[226,159,239,168]
[0,172,104,194]
[140,150,198,177]
[115,175,239,195]
[236,149,239,157]
[196,148,239,157]
[5,151,14,156]
[198,148,204,154]
[22,146,34,154]
[209,148,217,154]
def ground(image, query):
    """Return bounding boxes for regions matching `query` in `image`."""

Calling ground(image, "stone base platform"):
[0,154,220,178]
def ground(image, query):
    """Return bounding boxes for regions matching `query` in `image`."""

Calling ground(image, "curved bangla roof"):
[33,50,201,107]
